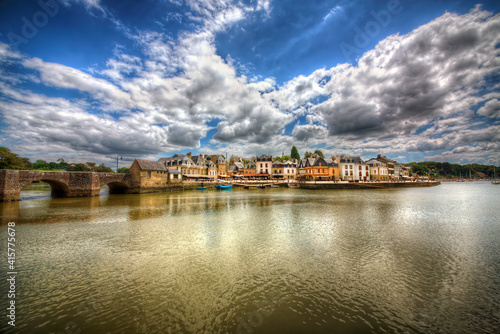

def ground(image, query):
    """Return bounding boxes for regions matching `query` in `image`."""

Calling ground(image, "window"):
[345,171,348,176]
[147,171,151,178]
[350,165,353,169]
[359,166,362,170]
[350,171,353,176]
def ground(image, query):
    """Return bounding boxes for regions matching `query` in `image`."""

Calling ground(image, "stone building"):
[209,155,228,179]
[130,159,182,192]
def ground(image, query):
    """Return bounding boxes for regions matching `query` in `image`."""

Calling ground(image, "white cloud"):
[1,6,499,164]
[22,57,134,111]
[478,99,500,118]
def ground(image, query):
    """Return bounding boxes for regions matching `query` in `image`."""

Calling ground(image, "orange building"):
[298,155,338,181]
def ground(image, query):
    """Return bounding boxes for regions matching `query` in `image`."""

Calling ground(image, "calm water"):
[1,182,499,334]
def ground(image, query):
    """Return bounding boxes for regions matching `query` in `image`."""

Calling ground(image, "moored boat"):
[288,183,300,188]
[493,166,499,184]
[196,187,207,190]
[217,183,233,190]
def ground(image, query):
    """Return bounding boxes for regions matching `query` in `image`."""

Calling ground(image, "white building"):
[337,156,369,181]
[256,154,273,176]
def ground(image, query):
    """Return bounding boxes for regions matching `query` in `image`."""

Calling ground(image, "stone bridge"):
[0,170,135,202]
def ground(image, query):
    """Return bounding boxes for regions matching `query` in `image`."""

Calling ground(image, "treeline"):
[405,161,497,178]
[0,146,129,173]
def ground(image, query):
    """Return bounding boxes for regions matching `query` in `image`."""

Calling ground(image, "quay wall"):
[299,181,441,190]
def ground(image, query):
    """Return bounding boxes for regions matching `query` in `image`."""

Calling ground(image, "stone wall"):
[0,169,221,202]
[0,170,131,202]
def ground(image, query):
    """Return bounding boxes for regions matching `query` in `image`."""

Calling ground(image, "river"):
[1,182,499,333]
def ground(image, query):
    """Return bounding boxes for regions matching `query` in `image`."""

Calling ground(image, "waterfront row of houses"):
[130,152,410,183]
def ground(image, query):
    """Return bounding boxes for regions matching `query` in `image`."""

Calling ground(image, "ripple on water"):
[1,183,499,333]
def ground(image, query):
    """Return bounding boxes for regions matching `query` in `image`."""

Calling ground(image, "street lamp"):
[116,156,122,172]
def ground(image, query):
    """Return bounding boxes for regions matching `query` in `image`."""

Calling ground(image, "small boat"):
[493,166,499,184]
[217,183,233,190]
[288,183,300,188]
[271,185,279,188]
[196,187,207,190]
[244,185,250,189]
[258,185,265,189]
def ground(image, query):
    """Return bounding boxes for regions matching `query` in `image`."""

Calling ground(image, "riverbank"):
[298,181,441,189]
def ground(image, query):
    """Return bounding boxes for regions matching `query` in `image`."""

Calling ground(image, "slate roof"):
[167,168,182,174]
[338,155,363,164]
[209,154,226,163]
[323,158,338,167]
[135,159,168,171]
[365,159,385,166]
[257,154,272,161]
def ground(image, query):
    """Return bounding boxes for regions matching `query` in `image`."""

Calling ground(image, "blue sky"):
[0,0,499,167]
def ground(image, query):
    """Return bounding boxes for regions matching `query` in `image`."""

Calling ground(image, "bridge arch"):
[101,181,130,195]
[20,179,70,199]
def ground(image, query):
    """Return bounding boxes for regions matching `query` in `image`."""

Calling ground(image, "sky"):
[0,0,499,168]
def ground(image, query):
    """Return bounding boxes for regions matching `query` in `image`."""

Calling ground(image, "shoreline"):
[297,181,441,190]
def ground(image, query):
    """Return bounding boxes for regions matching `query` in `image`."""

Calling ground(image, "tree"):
[0,146,32,170]
[86,162,96,170]
[33,159,50,170]
[314,149,324,158]
[94,163,114,173]
[304,151,312,158]
[117,167,130,174]
[56,158,69,170]
[274,156,291,162]
[291,146,300,160]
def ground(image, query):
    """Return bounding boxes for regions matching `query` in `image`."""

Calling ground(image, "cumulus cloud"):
[478,99,500,118]
[292,124,328,142]
[301,8,500,140]
[22,57,134,111]
[0,84,174,156]
[0,5,499,164]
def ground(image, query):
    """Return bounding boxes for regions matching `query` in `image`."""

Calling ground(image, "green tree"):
[94,163,114,173]
[56,158,69,170]
[0,146,32,170]
[291,146,300,160]
[275,156,292,162]
[313,149,324,158]
[117,167,130,174]
[33,159,50,170]
[86,162,96,170]
[304,151,312,158]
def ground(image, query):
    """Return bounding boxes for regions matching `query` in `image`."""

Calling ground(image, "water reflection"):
[0,183,499,334]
